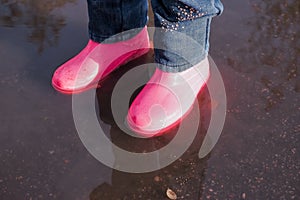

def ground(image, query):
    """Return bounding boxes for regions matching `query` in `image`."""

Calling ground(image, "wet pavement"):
[0,0,299,199]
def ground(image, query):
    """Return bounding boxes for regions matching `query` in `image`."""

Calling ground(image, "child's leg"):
[151,0,223,72]
[127,0,224,136]
[87,0,148,43]
[52,0,149,94]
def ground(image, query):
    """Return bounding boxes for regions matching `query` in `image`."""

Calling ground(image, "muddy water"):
[0,0,299,199]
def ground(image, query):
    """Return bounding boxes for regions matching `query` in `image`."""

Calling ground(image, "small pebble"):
[242,192,246,199]
[48,150,55,155]
[154,176,160,182]
[166,188,177,200]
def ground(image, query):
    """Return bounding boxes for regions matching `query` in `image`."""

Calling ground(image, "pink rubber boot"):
[52,27,150,94]
[127,57,210,137]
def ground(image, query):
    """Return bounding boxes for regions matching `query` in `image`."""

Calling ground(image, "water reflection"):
[252,0,299,111]
[0,0,299,199]
[88,52,212,199]
[227,0,299,111]
[0,0,76,52]
[250,0,299,72]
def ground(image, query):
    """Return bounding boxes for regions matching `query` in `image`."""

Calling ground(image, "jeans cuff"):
[89,27,145,44]
[155,53,207,73]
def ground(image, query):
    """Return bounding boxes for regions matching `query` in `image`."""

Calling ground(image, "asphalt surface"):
[0,0,299,199]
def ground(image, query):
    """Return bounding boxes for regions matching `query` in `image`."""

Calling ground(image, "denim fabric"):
[152,0,223,72]
[87,0,148,43]
[87,0,223,72]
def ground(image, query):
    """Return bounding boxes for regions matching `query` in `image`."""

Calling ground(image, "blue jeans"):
[87,0,223,72]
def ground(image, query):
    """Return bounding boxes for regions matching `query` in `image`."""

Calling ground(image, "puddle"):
[0,0,299,199]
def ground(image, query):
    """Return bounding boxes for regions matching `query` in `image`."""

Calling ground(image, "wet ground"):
[0,0,299,199]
